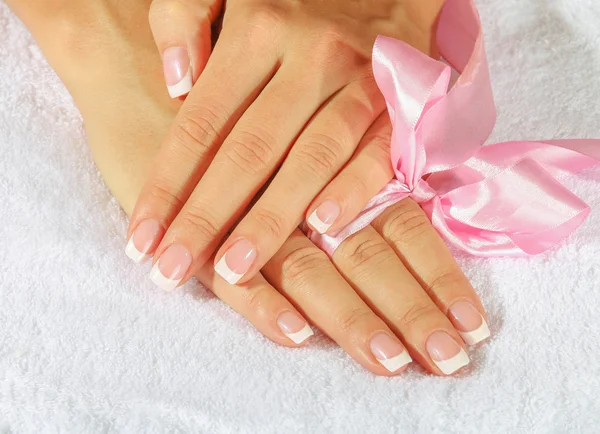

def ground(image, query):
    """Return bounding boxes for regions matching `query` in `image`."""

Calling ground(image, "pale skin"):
[129,0,448,289]
[6,0,490,376]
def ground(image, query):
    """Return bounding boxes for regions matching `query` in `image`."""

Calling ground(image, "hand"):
[127,0,446,290]
[12,0,490,376]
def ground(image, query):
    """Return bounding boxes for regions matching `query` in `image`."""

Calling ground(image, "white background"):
[1,0,599,432]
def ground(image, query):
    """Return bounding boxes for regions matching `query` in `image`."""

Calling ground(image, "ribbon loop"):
[305,0,600,258]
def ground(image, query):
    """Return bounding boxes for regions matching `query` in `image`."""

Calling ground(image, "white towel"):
[1,0,599,432]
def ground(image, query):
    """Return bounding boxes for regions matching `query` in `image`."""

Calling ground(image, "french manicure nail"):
[448,301,491,346]
[426,331,470,375]
[149,244,192,291]
[163,46,192,98]
[214,239,257,285]
[277,311,314,344]
[307,200,341,234]
[125,219,162,264]
[370,332,412,373]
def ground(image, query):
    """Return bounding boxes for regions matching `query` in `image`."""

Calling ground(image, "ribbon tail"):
[426,150,598,256]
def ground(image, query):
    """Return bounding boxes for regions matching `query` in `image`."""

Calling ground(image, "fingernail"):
[307,200,340,234]
[125,219,162,264]
[277,311,314,344]
[214,239,257,285]
[426,331,470,375]
[370,333,412,373]
[163,47,192,98]
[448,301,491,346]
[149,244,192,291]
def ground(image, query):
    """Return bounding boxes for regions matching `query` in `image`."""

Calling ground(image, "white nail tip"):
[459,320,491,346]
[125,238,151,264]
[214,256,243,285]
[378,351,412,373]
[433,348,470,375]
[285,324,314,344]
[307,210,332,234]
[149,263,181,291]
[167,68,192,98]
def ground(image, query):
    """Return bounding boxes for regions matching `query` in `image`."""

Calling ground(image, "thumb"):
[149,0,223,98]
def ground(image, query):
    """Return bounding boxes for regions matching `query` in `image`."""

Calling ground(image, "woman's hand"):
[127,0,446,289]
[10,0,490,376]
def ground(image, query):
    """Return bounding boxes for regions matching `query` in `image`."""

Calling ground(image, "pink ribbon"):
[304,0,600,257]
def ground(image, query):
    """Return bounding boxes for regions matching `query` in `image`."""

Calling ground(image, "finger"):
[262,229,412,376]
[149,0,223,98]
[152,63,349,288]
[333,224,470,376]
[213,78,385,285]
[126,23,278,267]
[306,113,393,234]
[371,198,491,346]
[193,259,315,348]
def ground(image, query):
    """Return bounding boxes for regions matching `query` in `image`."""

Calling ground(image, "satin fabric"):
[303,0,600,257]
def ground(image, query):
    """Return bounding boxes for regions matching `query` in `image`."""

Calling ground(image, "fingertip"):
[214,255,243,285]
[125,218,164,263]
[213,239,258,286]
[150,0,215,97]
[370,332,412,375]
[277,311,314,345]
[426,331,470,376]
[448,300,491,346]
[306,199,341,234]
[167,68,193,99]
[284,324,315,346]
[163,46,193,98]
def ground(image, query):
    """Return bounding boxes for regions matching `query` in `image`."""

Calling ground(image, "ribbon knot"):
[304,0,600,258]
[408,178,437,204]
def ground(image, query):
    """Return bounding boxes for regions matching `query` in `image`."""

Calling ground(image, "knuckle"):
[177,207,219,242]
[336,307,373,334]
[223,130,275,176]
[244,285,270,317]
[315,23,346,53]
[232,4,285,46]
[424,270,466,297]
[280,246,329,282]
[149,0,188,26]
[383,200,432,244]
[364,131,392,164]
[173,107,221,157]
[343,171,371,202]
[246,5,285,33]
[148,181,185,211]
[232,6,283,54]
[295,134,344,179]
[397,303,440,331]
[310,23,367,70]
[339,235,391,270]
[252,208,286,240]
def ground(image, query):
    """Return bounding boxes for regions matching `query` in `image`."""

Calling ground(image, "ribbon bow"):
[305,0,600,257]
